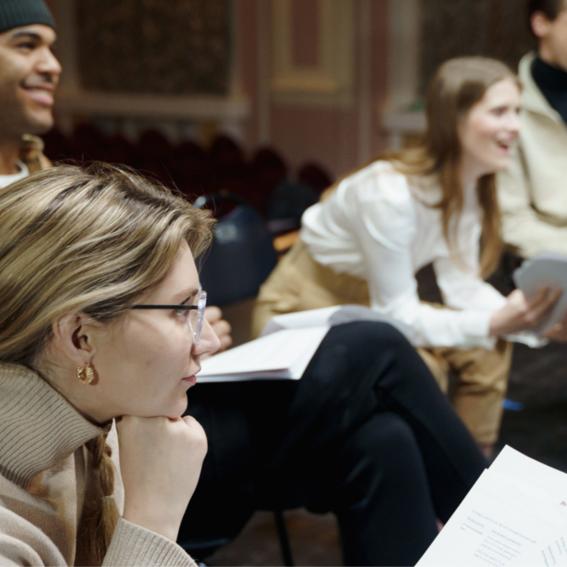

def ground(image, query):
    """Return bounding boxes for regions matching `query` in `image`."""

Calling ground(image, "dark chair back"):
[267,179,317,229]
[195,193,278,307]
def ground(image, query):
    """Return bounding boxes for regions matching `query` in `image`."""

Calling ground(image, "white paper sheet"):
[417,446,567,567]
[514,253,567,333]
[199,304,410,384]
[199,326,329,382]
[261,304,413,336]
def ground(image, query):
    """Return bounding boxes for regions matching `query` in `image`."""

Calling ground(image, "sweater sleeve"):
[0,510,197,567]
[349,173,497,349]
[0,505,67,566]
[103,518,197,567]
[497,147,567,258]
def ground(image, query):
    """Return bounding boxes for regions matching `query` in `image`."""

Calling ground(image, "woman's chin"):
[168,397,189,418]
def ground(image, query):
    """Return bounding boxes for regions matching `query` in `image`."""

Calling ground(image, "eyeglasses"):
[130,290,208,342]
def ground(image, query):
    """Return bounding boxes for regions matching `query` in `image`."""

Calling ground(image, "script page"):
[199,326,329,382]
[417,446,567,567]
[514,254,567,333]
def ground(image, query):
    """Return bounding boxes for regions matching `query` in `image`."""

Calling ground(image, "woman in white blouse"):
[253,56,567,454]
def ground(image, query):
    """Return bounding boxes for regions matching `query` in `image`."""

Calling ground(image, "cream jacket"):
[497,53,567,257]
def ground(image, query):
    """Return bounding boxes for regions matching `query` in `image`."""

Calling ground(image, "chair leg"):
[273,510,294,566]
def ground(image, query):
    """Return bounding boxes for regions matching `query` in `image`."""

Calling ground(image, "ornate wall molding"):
[270,0,354,106]
[386,0,421,111]
[50,0,249,139]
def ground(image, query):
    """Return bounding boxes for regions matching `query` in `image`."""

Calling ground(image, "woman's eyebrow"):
[176,288,200,305]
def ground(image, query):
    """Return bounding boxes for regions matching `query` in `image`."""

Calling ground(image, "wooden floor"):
[207,510,341,566]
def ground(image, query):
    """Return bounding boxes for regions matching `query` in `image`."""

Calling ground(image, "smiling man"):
[0,0,60,180]
[497,0,567,258]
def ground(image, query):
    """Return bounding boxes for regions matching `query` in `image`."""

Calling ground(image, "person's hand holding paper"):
[489,287,562,336]
[511,253,567,340]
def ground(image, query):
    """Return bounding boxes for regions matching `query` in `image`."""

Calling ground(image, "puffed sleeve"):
[433,218,506,314]
[434,219,547,348]
[347,170,496,349]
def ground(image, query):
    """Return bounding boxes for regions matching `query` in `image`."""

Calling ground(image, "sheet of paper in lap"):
[417,445,567,567]
[199,304,402,383]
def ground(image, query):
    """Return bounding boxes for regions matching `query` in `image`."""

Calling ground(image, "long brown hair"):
[397,57,518,275]
[0,163,213,564]
[327,57,517,276]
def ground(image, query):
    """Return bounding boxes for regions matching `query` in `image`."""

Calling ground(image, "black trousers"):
[180,322,487,566]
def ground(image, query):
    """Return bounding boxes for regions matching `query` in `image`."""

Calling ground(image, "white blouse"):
[301,161,507,349]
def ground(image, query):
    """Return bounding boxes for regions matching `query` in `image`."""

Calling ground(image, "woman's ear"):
[51,313,99,367]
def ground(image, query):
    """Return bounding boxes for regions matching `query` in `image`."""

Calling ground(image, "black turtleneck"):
[531,56,567,123]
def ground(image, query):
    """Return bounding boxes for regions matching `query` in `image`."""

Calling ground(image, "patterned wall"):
[76,0,232,95]
[420,0,536,92]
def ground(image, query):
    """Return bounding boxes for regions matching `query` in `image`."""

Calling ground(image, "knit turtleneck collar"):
[531,56,567,123]
[0,362,105,488]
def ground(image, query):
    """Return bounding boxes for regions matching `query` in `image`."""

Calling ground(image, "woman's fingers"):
[204,305,222,324]
[117,415,208,541]
[524,288,561,327]
[544,304,567,342]
[490,288,562,336]
[204,306,233,352]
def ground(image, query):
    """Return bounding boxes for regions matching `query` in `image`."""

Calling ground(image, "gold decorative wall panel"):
[271,0,354,106]
[76,0,231,95]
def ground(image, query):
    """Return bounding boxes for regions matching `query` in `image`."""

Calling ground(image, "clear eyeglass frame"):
[130,290,208,342]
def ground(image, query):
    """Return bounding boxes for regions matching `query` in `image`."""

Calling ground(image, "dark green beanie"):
[0,0,55,34]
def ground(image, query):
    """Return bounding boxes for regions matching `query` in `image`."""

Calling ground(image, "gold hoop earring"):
[76,364,96,385]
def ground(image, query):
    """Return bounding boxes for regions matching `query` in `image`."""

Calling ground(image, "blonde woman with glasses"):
[0,163,220,566]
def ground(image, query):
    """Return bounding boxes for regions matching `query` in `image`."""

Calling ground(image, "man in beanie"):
[0,0,59,181]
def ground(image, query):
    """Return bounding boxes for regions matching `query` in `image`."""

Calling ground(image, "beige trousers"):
[253,240,512,444]
[417,341,512,444]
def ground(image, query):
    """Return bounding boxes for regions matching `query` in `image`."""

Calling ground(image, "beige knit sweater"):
[0,362,197,566]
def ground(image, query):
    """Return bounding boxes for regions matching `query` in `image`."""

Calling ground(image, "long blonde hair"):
[0,162,213,364]
[0,162,213,565]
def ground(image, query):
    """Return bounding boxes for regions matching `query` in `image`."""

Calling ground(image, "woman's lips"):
[182,375,197,386]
